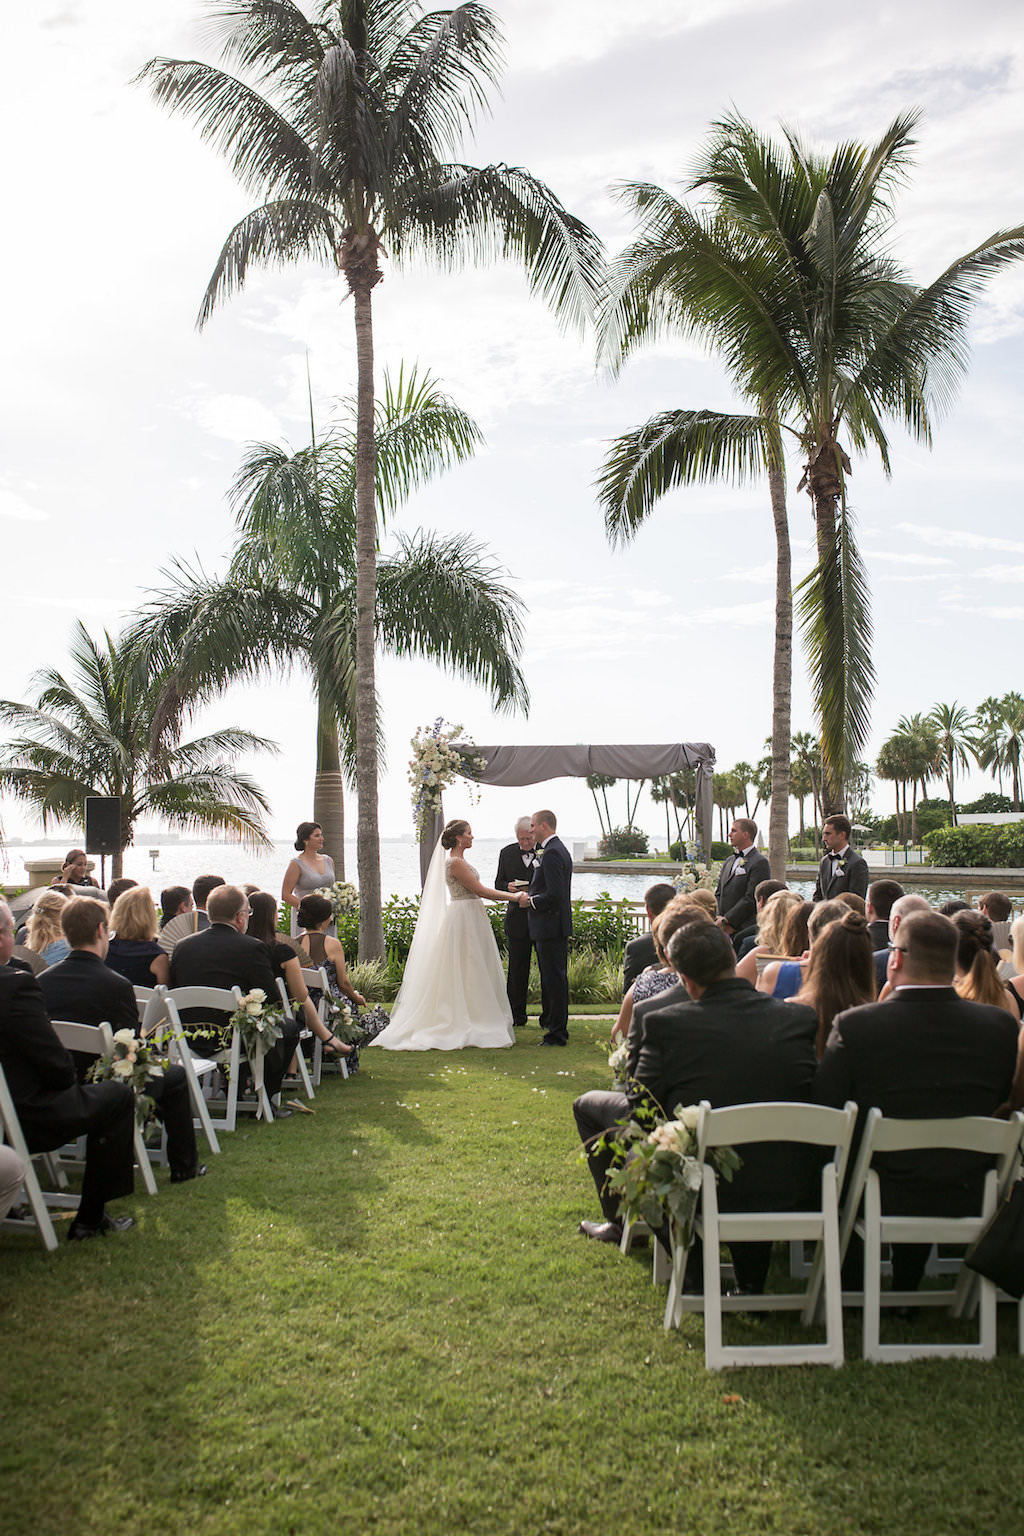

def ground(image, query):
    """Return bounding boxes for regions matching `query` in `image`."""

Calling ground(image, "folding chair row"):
[300,967,349,1087]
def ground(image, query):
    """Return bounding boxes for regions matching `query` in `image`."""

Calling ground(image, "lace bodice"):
[445,860,479,901]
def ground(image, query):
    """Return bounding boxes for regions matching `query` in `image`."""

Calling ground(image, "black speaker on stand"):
[85,796,122,889]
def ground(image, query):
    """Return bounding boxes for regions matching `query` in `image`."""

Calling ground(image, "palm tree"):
[128,370,527,953]
[598,110,1024,819]
[977,693,1024,811]
[585,775,617,841]
[875,735,910,845]
[140,0,602,958]
[789,753,813,846]
[0,624,273,880]
[892,713,941,844]
[928,701,977,825]
[791,732,823,853]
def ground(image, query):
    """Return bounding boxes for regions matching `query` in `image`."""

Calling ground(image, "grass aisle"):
[3,1021,1024,1535]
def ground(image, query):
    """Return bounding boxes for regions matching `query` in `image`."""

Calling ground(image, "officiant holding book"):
[495,817,539,1027]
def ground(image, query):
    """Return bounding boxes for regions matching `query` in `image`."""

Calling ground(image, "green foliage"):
[569,894,638,956]
[960,792,1014,814]
[873,798,952,844]
[924,822,1024,867]
[565,948,624,1003]
[597,825,650,858]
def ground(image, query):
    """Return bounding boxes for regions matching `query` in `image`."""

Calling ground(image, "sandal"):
[321,1034,353,1057]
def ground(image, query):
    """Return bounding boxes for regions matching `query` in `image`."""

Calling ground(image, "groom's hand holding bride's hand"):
[516,892,531,907]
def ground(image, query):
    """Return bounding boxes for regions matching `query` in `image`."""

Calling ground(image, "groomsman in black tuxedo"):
[519,809,572,1046]
[495,817,539,1027]
[715,819,770,944]
[812,813,869,902]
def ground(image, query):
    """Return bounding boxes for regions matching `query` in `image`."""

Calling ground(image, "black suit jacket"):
[494,842,537,941]
[623,932,658,990]
[715,846,771,930]
[169,923,277,1018]
[38,950,140,1036]
[812,848,869,902]
[630,977,819,1210]
[815,987,1018,1214]
[0,967,78,1117]
[527,836,573,942]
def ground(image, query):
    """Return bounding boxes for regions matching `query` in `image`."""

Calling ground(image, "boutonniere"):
[733,859,746,874]
[535,848,544,862]
[835,857,847,870]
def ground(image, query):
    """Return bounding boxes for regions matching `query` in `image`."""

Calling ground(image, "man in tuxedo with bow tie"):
[495,817,539,1027]
[715,819,770,944]
[812,813,869,902]
[518,809,572,1045]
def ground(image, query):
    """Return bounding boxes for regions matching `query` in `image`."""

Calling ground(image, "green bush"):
[924,823,1024,867]
[565,948,624,1003]
[959,791,1015,814]
[570,893,637,956]
[597,825,650,858]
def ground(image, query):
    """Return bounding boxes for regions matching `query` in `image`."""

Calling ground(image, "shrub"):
[924,823,1021,867]
[570,893,637,956]
[597,825,650,858]
[565,948,624,1003]
[959,792,1015,814]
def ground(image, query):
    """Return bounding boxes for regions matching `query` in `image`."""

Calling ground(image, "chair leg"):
[862,1176,883,1362]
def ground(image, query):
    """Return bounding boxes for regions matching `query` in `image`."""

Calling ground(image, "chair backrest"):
[697,1100,859,1183]
[134,984,171,1035]
[164,985,242,1014]
[275,976,295,1021]
[300,966,329,992]
[50,1019,115,1059]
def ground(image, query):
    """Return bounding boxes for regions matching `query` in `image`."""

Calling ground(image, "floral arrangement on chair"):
[314,879,359,919]
[602,1103,741,1245]
[408,718,487,839]
[229,989,285,1065]
[608,1041,629,1090]
[88,1028,169,1126]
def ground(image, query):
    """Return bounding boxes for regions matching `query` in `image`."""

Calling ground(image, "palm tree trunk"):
[767,439,791,880]
[808,441,846,815]
[314,695,345,879]
[351,275,385,960]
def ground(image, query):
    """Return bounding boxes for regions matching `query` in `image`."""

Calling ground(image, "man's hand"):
[716,916,734,935]
[517,892,530,908]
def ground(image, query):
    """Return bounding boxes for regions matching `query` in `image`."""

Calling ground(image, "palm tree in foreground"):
[140,0,601,957]
[127,368,528,950]
[0,624,273,880]
[598,109,1024,826]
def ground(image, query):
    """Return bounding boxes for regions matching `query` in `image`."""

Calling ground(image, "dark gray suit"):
[715,846,771,931]
[526,835,573,1043]
[812,847,869,902]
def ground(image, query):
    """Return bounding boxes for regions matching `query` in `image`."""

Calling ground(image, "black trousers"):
[535,938,569,1041]
[21,1081,135,1225]
[147,1066,198,1177]
[505,933,535,1025]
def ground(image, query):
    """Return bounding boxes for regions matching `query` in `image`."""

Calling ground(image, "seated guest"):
[866,879,904,952]
[623,883,677,991]
[574,923,818,1290]
[0,1143,28,1225]
[38,897,204,1183]
[815,909,1019,1290]
[158,875,226,956]
[105,877,138,908]
[734,879,789,960]
[1006,916,1024,1018]
[951,909,1018,1017]
[836,891,866,916]
[160,886,193,929]
[793,908,876,1057]
[735,888,802,983]
[106,887,170,988]
[25,890,71,968]
[611,903,706,1046]
[245,893,352,1061]
[978,891,1014,969]
[169,885,300,1110]
[760,900,845,999]
[296,895,367,1016]
[873,892,931,992]
[0,899,135,1241]
[937,898,969,917]
[50,849,101,890]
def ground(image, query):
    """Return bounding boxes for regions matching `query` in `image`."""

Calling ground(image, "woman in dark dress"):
[106,888,170,988]
[245,893,352,1059]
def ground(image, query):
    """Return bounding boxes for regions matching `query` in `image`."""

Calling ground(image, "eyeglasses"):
[887,943,908,954]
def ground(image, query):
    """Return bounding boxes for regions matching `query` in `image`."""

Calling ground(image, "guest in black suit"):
[574,923,818,1289]
[815,908,1019,1290]
[519,809,572,1046]
[812,813,869,902]
[38,897,203,1183]
[865,879,904,953]
[169,884,298,1105]
[623,883,677,991]
[715,819,771,946]
[0,898,135,1241]
[494,817,539,1026]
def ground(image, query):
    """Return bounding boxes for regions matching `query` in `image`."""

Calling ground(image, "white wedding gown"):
[369,848,514,1052]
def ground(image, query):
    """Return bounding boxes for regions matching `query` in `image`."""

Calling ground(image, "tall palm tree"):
[598,110,1024,819]
[927,701,977,826]
[0,624,273,880]
[977,692,1024,811]
[139,0,601,959]
[128,370,527,953]
[875,735,910,845]
[892,713,941,844]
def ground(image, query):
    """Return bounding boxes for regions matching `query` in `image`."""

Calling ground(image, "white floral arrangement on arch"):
[314,879,359,919]
[673,840,719,896]
[408,718,487,840]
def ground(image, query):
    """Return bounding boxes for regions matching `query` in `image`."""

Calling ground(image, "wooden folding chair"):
[135,986,221,1157]
[49,1020,158,1197]
[666,1100,858,1369]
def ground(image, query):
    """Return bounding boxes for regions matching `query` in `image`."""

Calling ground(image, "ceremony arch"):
[419,741,716,882]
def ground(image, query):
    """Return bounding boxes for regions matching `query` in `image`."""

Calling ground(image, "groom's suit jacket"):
[526,836,573,942]
[715,845,770,930]
[812,848,868,902]
[495,842,538,941]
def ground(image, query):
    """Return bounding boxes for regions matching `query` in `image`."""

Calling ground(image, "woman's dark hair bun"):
[295,820,320,852]
[441,819,469,850]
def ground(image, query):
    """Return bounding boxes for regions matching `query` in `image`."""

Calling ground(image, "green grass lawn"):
[3,1020,1024,1536]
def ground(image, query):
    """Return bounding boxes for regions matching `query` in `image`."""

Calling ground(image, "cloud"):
[892,522,1024,554]
[0,481,47,522]
[974,564,1024,582]
[184,393,286,446]
[865,549,954,567]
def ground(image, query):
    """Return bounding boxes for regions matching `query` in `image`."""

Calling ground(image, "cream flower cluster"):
[408,717,487,839]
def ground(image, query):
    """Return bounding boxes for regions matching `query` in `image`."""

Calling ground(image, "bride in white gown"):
[369,819,515,1051]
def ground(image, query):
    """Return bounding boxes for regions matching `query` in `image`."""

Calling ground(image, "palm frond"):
[372,363,482,522]
[199,198,340,325]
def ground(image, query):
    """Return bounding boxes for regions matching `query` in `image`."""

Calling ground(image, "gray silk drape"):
[418,741,716,886]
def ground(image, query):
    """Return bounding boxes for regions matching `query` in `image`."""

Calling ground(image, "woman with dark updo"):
[281,821,335,925]
[952,909,1019,1016]
[369,818,514,1051]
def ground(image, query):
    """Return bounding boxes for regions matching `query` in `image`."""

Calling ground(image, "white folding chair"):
[840,1110,1024,1362]
[50,1020,158,1197]
[275,977,315,1100]
[0,1061,74,1250]
[666,1100,858,1370]
[163,987,274,1129]
[137,987,221,1156]
[300,967,349,1085]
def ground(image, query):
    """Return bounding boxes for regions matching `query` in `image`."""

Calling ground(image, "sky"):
[1,0,1022,848]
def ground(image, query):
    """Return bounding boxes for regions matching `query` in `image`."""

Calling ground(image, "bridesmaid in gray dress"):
[282,821,336,935]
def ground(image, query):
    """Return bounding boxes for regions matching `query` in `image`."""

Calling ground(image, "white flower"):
[678,1104,701,1133]
[111,1059,134,1079]
[245,1000,263,1017]
[112,1028,137,1048]
[246,990,266,1004]
[681,1158,703,1191]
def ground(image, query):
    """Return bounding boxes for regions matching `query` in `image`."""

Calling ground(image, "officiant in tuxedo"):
[812,813,869,902]
[519,809,572,1046]
[495,817,539,1027]
[715,819,770,943]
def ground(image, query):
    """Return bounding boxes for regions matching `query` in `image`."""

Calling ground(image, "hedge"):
[924,822,1024,867]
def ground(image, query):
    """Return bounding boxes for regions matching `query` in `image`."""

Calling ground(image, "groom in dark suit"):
[519,809,572,1046]
[495,817,539,1026]
[715,819,770,944]
[812,813,869,902]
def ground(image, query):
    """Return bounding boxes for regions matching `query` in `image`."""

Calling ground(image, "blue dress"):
[771,961,804,1000]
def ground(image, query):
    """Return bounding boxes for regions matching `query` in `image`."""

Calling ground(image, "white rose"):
[678,1105,701,1133]
[112,1028,137,1047]
[245,1001,263,1016]
[111,1059,134,1079]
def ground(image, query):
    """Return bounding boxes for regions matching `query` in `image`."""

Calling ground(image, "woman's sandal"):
[321,1034,353,1057]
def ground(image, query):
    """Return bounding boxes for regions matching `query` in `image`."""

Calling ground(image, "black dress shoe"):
[539,1036,568,1047]
[67,1211,136,1242]
[578,1219,623,1243]
[170,1164,208,1184]
[272,1107,294,1119]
